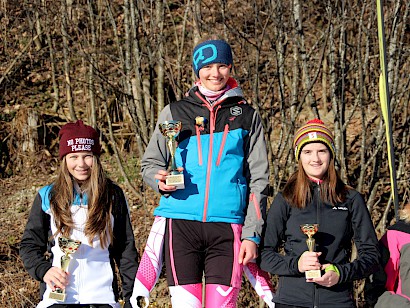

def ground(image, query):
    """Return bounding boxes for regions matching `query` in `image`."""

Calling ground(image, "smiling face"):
[65,152,94,182]
[299,142,331,181]
[198,63,231,91]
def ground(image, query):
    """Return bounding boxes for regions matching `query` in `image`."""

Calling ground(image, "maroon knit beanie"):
[58,120,101,159]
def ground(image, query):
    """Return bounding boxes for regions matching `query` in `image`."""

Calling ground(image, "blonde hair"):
[50,155,113,249]
[399,204,410,223]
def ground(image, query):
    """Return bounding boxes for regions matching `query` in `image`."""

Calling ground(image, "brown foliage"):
[0,0,409,306]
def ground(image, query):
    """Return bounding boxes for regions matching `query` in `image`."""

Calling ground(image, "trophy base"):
[305,269,322,279]
[49,290,66,301]
[166,174,185,189]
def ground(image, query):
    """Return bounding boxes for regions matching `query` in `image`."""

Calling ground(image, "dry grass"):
[0,157,262,307]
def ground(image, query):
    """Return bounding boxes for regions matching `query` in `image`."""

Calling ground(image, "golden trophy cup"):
[300,224,321,279]
[49,237,82,301]
[159,120,185,189]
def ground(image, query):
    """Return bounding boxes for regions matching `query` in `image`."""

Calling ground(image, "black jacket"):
[260,183,379,308]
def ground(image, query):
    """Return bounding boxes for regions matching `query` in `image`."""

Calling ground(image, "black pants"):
[275,304,306,308]
[164,218,237,286]
[49,305,113,308]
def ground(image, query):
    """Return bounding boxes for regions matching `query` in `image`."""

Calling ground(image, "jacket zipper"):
[194,91,227,222]
[202,108,214,222]
[314,184,320,308]
[316,185,321,226]
[216,124,229,166]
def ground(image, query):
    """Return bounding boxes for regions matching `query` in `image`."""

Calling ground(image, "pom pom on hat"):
[293,119,335,161]
[192,39,233,77]
[58,120,101,159]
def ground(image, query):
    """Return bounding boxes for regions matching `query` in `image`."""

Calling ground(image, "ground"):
[0,156,262,307]
[0,155,173,307]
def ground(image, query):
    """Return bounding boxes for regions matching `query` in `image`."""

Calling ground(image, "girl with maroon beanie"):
[20,120,138,308]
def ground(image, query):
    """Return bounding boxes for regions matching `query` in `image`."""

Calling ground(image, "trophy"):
[159,120,185,189]
[49,237,82,301]
[300,224,321,278]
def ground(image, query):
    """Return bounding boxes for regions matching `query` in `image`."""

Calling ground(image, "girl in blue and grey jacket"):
[20,120,138,308]
[140,38,270,307]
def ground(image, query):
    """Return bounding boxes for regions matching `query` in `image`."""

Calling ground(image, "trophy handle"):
[60,254,71,272]
[159,121,184,189]
[306,237,316,252]
[167,138,178,174]
[300,224,321,278]
[49,237,81,301]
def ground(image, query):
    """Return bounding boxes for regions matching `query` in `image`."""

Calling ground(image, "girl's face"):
[299,143,331,181]
[198,63,231,91]
[65,152,94,182]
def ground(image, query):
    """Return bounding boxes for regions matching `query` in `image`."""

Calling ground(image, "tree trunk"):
[130,0,149,146]
[87,0,97,127]
[156,0,165,113]
[21,108,39,153]
[61,0,76,121]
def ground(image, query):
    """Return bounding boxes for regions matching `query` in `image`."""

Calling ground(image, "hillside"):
[0,0,409,306]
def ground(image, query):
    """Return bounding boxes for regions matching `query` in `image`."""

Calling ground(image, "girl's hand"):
[311,264,339,287]
[298,251,322,273]
[238,240,257,265]
[155,169,183,192]
[43,267,68,290]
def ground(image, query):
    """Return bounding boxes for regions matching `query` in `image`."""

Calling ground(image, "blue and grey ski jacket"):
[141,78,269,242]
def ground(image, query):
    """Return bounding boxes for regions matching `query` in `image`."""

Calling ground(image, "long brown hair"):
[50,155,113,249]
[282,157,349,209]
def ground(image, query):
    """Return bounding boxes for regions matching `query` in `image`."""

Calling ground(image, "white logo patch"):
[230,106,242,116]
[332,206,348,211]
[308,132,317,139]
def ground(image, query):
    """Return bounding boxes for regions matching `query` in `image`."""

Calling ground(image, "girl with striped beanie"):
[293,118,335,161]
[260,119,380,308]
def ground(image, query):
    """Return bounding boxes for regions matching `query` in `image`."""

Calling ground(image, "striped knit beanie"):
[293,119,335,161]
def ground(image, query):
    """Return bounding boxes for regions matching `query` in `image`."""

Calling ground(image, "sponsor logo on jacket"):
[230,106,242,116]
[332,206,348,211]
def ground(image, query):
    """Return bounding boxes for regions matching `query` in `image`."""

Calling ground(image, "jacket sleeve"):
[259,193,301,276]
[19,193,52,282]
[364,237,389,307]
[381,229,402,292]
[110,186,139,306]
[336,191,380,283]
[242,110,269,242]
[140,105,173,193]
[374,291,410,308]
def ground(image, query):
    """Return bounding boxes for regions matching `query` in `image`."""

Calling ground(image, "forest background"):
[0,0,409,307]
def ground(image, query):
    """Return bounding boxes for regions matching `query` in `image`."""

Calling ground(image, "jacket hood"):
[388,219,410,234]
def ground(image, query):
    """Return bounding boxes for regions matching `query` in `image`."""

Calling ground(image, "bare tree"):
[87,0,97,127]
[61,0,76,121]
[156,0,165,113]
[2,1,410,305]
